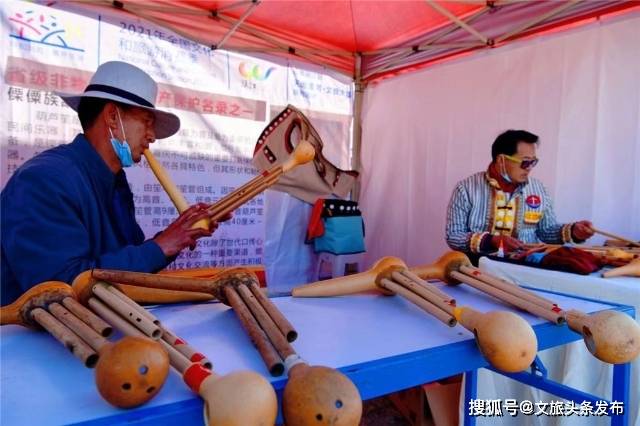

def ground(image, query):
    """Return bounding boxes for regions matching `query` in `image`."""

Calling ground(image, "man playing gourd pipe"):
[445,129,594,262]
[1,61,230,305]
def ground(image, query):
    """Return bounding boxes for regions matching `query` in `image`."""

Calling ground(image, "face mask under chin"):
[500,158,512,183]
[109,136,133,167]
[108,108,134,168]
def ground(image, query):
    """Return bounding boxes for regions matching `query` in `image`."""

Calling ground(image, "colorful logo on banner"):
[526,194,541,209]
[9,9,84,52]
[238,62,275,81]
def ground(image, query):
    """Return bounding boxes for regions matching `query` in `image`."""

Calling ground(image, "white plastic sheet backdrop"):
[360,13,640,270]
[359,13,640,426]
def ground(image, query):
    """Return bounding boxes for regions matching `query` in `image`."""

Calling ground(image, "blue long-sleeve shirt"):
[1,134,168,305]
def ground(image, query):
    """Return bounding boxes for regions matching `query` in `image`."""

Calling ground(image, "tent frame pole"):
[215,0,261,50]
[351,54,365,202]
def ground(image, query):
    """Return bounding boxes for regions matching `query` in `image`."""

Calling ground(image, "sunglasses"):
[503,154,539,169]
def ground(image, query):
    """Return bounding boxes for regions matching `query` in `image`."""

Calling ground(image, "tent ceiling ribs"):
[213,0,260,50]
[109,0,256,16]
[362,0,594,82]
[53,0,639,83]
[362,2,493,81]
[103,0,220,52]
[214,13,352,76]
[426,0,489,45]
[495,0,583,43]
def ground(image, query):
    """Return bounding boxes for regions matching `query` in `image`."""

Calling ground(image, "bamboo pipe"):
[104,284,159,324]
[61,297,112,337]
[206,140,315,223]
[248,281,298,342]
[72,270,220,305]
[459,265,560,312]
[89,269,222,296]
[207,170,280,222]
[224,286,284,376]
[161,327,213,370]
[291,256,406,297]
[225,282,362,426]
[397,269,454,303]
[92,282,162,339]
[590,227,640,247]
[453,307,538,373]
[31,308,99,368]
[602,258,640,278]
[143,149,209,230]
[88,296,183,365]
[378,278,456,326]
[235,285,296,360]
[110,283,214,304]
[524,243,640,253]
[102,282,214,368]
[158,265,266,280]
[384,270,537,373]
[49,302,109,353]
[96,289,279,426]
[566,310,640,364]
[389,272,456,313]
[449,271,565,324]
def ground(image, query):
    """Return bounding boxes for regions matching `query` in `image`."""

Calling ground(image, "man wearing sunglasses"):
[445,129,594,258]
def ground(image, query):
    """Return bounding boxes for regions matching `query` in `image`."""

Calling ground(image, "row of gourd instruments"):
[2,134,639,426]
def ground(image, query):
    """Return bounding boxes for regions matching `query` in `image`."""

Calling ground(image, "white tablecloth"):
[477,257,640,426]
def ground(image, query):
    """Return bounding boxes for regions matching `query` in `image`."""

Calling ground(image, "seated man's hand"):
[154,203,213,257]
[208,212,233,233]
[572,220,594,241]
[491,235,525,253]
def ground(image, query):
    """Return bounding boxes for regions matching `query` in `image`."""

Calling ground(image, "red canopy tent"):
[43,0,640,198]
[46,0,638,82]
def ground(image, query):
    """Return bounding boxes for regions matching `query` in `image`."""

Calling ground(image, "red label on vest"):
[526,195,541,209]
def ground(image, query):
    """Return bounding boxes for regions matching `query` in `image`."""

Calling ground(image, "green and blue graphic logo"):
[238,62,275,81]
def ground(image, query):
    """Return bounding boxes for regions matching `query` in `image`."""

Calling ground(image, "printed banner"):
[1,0,353,270]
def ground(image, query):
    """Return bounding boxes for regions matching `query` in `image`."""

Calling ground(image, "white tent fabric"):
[360,13,640,270]
[360,14,639,426]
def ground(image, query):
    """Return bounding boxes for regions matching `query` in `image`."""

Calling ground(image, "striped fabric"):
[445,172,573,253]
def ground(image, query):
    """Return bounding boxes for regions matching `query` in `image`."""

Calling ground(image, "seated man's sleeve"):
[535,185,574,244]
[445,184,490,253]
[1,166,168,294]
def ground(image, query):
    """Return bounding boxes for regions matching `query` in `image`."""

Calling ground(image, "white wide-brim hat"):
[56,61,180,139]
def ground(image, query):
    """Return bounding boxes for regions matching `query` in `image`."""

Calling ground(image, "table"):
[479,257,639,426]
[0,283,633,425]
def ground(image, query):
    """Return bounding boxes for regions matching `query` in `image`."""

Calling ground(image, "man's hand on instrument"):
[154,203,213,257]
[491,235,525,253]
[208,212,233,234]
[572,220,595,241]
